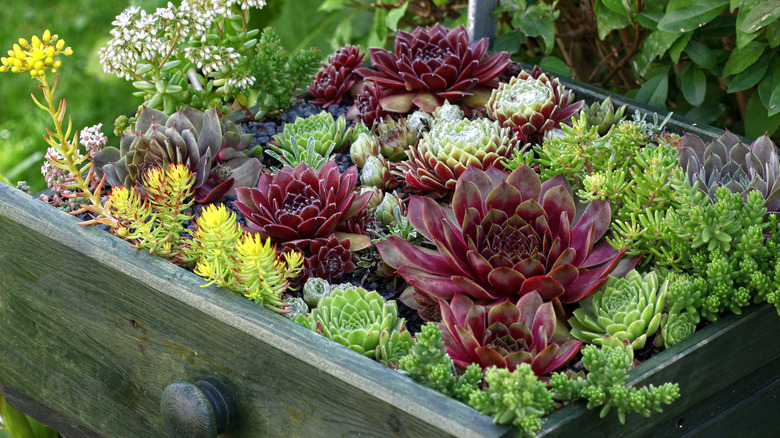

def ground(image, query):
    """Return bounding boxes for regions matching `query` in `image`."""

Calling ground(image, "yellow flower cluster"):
[0,30,73,77]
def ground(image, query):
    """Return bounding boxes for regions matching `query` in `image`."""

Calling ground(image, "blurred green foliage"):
[0,0,355,192]
[0,0,166,192]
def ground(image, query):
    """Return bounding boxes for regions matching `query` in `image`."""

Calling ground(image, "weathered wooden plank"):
[0,184,509,437]
[537,303,780,437]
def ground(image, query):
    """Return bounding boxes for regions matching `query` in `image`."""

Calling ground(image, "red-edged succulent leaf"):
[438,291,582,374]
[236,162,369,247]
[357,24,510,113]
[378,165,624,311]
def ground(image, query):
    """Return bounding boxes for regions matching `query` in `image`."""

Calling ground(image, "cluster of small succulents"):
[95,106,261,204]
[22,18,780,438]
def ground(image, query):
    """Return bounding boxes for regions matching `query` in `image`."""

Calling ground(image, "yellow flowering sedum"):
[186,204,305,313]
[0,30,72,77]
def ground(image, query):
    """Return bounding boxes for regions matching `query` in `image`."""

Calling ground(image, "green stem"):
[0,392,37,438]
[37,74,114,226]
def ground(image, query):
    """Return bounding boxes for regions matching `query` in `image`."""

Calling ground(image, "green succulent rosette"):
[655,311,697,349]
[569,270,666,350]
[295,286,411,362]
[270,111,350,157]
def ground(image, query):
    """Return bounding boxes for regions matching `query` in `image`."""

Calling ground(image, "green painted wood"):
[0,184,510,438]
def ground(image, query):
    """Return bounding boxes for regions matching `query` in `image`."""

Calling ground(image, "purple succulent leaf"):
[486,181,524,216]
[542,184,575,238]
[474,347,508,369]
[515,198,546,226]
[407,195,444,243]
[452,276,500,300]
[534,339,583,375]
[487,267,527,294]
[580,240,622,268]
[487,300,521,331]
[506,165,542,202]
[519,276,564,300]
[516,291,544,327]
[678,146,699,171]
[556,99,585,122]
[101,163,122,187]
[558,250,628,303]
[412,92,443,113]
[375,236,465,276]
[194,178,233,204]
[572,199,610,249]
[466,250,495,284]
[485,166,510,188]
[504,351,533,371]
[378,93,416,113]
[514,258,546,278]
[546,263,579,287]
[453,179,486,226]
[199,108,223,158]
[165,109,196,135]
[135,106,168,133]
[226,159,263,195]
[531,302,556,347]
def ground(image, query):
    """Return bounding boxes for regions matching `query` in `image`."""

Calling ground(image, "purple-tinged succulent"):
[376,165,633,307]
[678,131,780,213]
[356,24,510,113]
[96,106,260,203]
[308,234,356,281]
[393,117,519,196]
[235,161,371,248]
[348,81,388,128]
[438,292,583,375]
[486,66,583,143]
[308,45,365,108]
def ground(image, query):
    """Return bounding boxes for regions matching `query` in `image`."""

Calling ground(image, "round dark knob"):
[160,378,237,438]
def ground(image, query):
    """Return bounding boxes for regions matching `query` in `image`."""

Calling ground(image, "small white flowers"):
[99,0,265,90]
[184,45,240,76]
[99,3,190,80]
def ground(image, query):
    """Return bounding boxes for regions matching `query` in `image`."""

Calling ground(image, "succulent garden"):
[2,1,780,437]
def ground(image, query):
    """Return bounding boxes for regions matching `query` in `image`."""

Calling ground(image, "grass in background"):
[0,0,362,193]
[0,0,169,192]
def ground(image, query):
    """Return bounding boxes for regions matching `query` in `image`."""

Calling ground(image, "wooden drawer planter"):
[2,81,780,437]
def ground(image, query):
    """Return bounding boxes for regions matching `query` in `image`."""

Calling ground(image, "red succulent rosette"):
[356,24,510,113]
[235,161,371,248]
[308,45,365,108]
[376,165,637,307]
[309,234,356,281]
[438,292,583,375]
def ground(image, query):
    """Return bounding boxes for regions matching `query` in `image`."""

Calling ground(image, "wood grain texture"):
[0,184,509,438]
[537,303,780,437]
[0,85,777,437]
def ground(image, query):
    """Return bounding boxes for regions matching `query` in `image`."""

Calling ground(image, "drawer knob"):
[160,378,237,438]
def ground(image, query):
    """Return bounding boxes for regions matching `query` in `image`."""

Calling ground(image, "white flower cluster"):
[184,45,240,76]
[180,0,267,37]
[99,3,191,80]
[100,1,266,87]
[79,123,108,158]
[225,70,256,90]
